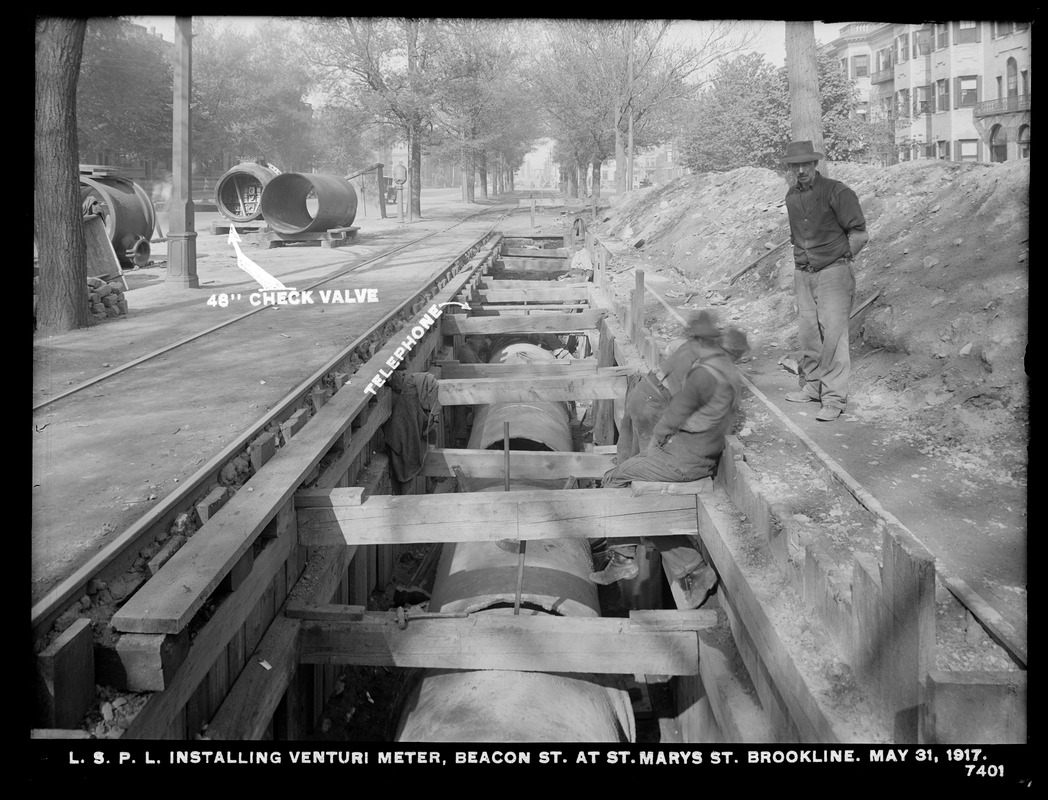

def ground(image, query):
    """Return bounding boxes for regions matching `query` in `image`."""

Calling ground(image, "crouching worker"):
[591,312,749,608]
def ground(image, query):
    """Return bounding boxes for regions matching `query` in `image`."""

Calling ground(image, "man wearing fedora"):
[782,140,869,421]
[591,310,749,608]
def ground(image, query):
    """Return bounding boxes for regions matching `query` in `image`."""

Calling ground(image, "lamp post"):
[393,163,407,224]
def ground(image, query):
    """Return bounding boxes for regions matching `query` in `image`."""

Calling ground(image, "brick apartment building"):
[828,21,1031,165]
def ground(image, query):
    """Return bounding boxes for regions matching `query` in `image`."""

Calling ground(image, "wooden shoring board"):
[111,241,497,636]
[297,611,703,675]
[473,304,591,313]
[480,279,587,290]
[501,247,569,258]
[438,359,598,379]
[437,370,628,405]
[122,504,298,738]
[695,485,891,743]
[442,309,604,336]
[475,286,589,303]
[419,448,616,480]
[497,256,570,272]
[296,487,699,546]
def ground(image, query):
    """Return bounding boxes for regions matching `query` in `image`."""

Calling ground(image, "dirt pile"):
[594,158,1029,466]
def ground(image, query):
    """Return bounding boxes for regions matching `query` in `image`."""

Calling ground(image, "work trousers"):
[794,258,855,410]
[602,433,718,580]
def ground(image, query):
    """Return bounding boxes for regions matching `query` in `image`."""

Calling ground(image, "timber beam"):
[441,309,605,336]
[437,359,598,379]
[436,369,630,405]
[296,606,714,675]
[296,484,711,547]
[419,448,616,479]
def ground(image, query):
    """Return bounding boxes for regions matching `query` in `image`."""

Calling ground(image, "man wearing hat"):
[591,310,749,608]
[782,140,869,421]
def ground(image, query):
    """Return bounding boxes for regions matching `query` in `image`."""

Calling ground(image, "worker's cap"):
[684,309,722,340]
[719,326,751,360]
[783,140,824,164]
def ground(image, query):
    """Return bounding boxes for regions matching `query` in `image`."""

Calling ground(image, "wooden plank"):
[592,317,618,446]
[476,286,588,303]
[497,256,569,271]
[299,613,699,675]
[440,360,598,379]
[481,279,585,289]
[311,392,392,491]
[630,270,645,342]
[113,630,191,692]
[696,487,887,742]
[696,630,777,744]
[205,614,302,740]
[627,609,718,631]
[420,448,615,479]
[442,309,604,336]
[36,618,94,729]
[110,254,485,636]
[474,303,591,313]
[881,525,936,743]
[297,488,697,546]
[437,371,627,405]
[501,247,569,258]
[922,670,1027,744]
[122,508,298,738]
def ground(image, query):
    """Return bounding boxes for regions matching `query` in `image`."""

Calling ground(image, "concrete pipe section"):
[394,343,636,743]
[258,172,358,235]
[215,162,279,223]
[79,174,156,267]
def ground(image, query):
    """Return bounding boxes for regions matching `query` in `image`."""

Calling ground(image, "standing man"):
[591,313,749,609]
[783,141,869,421]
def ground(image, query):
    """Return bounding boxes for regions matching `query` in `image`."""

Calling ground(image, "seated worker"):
[592,312,749,609]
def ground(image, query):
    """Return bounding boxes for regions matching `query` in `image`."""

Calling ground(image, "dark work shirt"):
[654,367,716,443]
[785,171,867,270]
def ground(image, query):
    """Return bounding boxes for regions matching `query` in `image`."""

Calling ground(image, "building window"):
[1007,58,1018,97]
[897,34,909,62]
[853,54,869,78]
[896,88,911,116]
[936,79,950,112]
[1018,125,1030,158]
[855,101,869,121]
[936,23,949,48]
[993,21,1013,38]
[914,27,933,56]
[876,48,892,72]
[1022,71,1029,96]
[955,21,978,44]
[957,139,979,162]
[957,76,979,107]
[990,125,1008,162]
[936,140,950,159]
[915,85,931,115]
[840,58,848,74]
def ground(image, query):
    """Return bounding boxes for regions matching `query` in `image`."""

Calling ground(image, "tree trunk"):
[591,158,602,201]
[35,18,89,334]
[478,153,488,200]
[567,164,577,198]
[614,105,626,193]
[406,20,423,217]
[785,21,827,176]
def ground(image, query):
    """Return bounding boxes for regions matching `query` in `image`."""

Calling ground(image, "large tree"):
[36,18,89,334]
[192,20,316,172]
[305,18,443,218]
[679,48,864,172]
[76,18,171,165]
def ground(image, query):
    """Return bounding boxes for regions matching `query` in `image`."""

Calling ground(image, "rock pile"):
[87,276,128,321]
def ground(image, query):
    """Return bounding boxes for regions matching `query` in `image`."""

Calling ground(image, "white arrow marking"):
[227,226,288,291]
[438,301,471,311]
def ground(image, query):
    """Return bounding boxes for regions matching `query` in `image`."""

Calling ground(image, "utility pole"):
[626,20,635,192]
[785,21,827,177]
[166,16,199,288]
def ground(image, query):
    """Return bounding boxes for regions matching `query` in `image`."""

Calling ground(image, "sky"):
[134,17,848,65]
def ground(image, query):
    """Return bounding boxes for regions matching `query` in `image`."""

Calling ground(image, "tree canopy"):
[679,48,866,172]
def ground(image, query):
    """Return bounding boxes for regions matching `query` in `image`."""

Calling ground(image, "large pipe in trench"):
[393,342,635,743]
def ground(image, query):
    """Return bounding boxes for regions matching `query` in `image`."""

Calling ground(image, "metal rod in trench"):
[507,422,527,615]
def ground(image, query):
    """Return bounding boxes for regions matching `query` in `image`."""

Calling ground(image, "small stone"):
[792,514,812,524]
[923,256,939,269]
[101,702,114,722]
[959,342,973,356]
[930,203,941,213]
[953,238,963,246]
[113,697,127,708]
